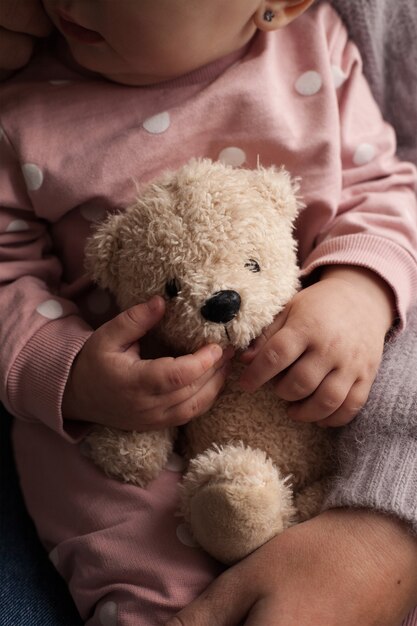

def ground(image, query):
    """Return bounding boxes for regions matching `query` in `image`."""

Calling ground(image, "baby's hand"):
[62,296,233,431]
[0,0,52,76]
[240,266,395,427]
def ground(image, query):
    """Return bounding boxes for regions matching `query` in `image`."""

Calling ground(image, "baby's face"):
[42,0,265,85]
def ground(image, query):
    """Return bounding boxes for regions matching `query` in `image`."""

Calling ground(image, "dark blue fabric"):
[0,405,82,626]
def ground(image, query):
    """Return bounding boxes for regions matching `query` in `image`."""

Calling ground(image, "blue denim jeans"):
[0,405,82,626]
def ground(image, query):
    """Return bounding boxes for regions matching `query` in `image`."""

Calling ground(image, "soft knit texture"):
[321,0,417,540]
[324,305,417,534]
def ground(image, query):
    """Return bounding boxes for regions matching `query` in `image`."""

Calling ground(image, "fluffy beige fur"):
[84,158,334,564]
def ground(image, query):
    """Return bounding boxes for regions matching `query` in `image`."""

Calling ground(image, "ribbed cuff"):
[300,234,417,327]
[323,434,417,534]
[7,316,93,442]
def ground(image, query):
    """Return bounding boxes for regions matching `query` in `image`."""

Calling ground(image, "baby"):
[0,0,416,624]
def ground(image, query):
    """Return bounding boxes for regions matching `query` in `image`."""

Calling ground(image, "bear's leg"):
[180,443,295,564]
[85,425,175,487]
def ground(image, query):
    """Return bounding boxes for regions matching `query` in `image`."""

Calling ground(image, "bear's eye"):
[245,259,261,273]
[165,278,181,298]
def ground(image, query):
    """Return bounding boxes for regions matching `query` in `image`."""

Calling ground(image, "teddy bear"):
[83,158,334,564]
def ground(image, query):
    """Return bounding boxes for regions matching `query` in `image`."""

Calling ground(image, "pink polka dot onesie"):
[0,4,416,624]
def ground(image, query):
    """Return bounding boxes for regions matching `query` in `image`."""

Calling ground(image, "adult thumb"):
[165,566,254,626]
[98,296,165,350]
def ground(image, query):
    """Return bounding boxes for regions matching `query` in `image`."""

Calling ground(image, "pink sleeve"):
[0,128,92,440]
[301,12,417,326]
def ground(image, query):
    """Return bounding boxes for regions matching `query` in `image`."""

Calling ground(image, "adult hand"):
[63,296,233,430]
[167,509,417,626]
[0,0,52,76]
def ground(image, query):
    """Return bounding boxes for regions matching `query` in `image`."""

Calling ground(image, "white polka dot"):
[218,146,246,167]
[49,80,71,85]
[405,210,416,225]
[49,547,59,567]
[176,523,198,547]
[353,143,376,166]
[295,71,322,96]
[22,163,44,191]
[98,601,118,626]
[87,289,111,315]
[143,111,170,134]
[165,452,186,472]
[36,299,63,320]
[80,205,107,222]
[6,219,29,232]
[331,65,347,89]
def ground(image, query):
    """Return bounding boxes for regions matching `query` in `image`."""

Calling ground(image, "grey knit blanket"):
[328,0,417,165]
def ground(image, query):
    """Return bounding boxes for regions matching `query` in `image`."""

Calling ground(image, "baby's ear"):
[254,0,315,30]
[250,165,304,222]
[84,212,124,292]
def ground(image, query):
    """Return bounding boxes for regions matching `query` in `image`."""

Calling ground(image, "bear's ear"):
[84,212,124,292]
[250,165,304,222]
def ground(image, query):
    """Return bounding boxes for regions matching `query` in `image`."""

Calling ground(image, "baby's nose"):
[201,290,241,324]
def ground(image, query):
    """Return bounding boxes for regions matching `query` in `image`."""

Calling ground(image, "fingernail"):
[245,337,260,354]
[210,345,223,361]
[242,349,254,361]
[148,295,163,312]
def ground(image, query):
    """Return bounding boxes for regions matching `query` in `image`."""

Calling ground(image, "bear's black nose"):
[201,290,241,324]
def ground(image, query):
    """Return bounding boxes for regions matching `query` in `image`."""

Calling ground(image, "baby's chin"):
[55,37,174,87]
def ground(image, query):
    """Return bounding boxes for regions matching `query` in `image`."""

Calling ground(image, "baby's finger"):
[141,349,233,411]
[153,360,231,427]
[98,297,166,351]
[316,379,370,428]
[239,326,307,392]
[240,308,288,364]
[287,369,353,422]
[274,352,330,401]
[140,344,231,396]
